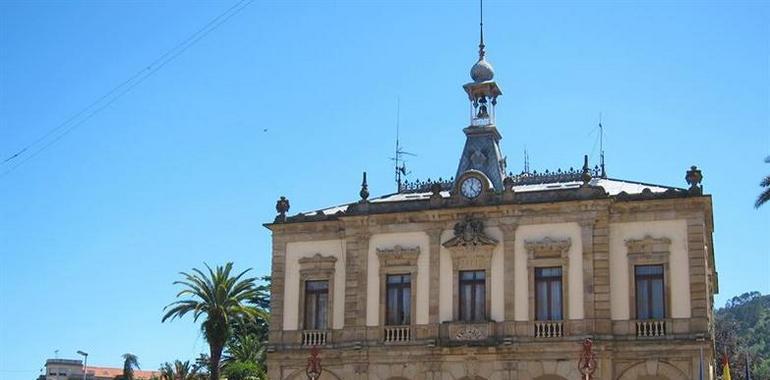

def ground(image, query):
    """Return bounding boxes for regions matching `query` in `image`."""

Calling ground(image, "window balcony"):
[636,319,667,337]
[534,320,564,338]
[383,325,412,343]
[301,329,329,346]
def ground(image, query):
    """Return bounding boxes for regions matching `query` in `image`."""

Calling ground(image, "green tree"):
[224,276,270,378]
[162,263,264,380]
[159,360,202,380]
[715,292,770,379]
[221,361,262,380]
[121,353,140,380]
[756,156,770,208]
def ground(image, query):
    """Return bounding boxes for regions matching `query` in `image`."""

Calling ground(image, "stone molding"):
[524,237,571,260]
[298,253,337,274]
[297,253,337,333]
[376,246,421,270]
[626,235,671,260]
[376,246,420,328]
[525,237,572,321]
[443,217,497,321]
[625,235,672,321]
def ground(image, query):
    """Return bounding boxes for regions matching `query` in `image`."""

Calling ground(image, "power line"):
[1,0,255,179]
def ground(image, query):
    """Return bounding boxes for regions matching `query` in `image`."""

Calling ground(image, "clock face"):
[461,177,483,199]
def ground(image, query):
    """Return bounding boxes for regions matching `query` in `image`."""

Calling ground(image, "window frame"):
[634,264,666,320]
[534,266,564,321]
[458,270,487,322]
[525,237,571,321]
[376,246,420,328]
[303,279,329,330]
[385,273,412,326]
[625,235,672,321]
[297,253,337,332]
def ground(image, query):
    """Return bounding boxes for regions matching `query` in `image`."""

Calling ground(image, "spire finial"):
[479,0,486,59]
[360,171,369,201]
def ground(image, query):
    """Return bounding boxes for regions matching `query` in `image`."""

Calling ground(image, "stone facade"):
[265,193,717,380]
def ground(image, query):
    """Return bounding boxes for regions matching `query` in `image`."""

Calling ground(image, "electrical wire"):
[1,0,255,179]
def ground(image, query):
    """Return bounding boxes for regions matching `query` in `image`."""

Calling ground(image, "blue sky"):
[0,0,768,378]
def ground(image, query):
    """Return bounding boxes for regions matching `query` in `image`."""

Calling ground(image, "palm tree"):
[121,353,140,380]
[162,263,263,380]
[756,156,770,208]
[159,360,201,380]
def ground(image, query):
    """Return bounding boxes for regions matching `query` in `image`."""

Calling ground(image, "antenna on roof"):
[523,149,528,173]
[391,97,416,192]
[599,113,607,178]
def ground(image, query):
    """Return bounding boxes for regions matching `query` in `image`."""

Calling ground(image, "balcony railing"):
[636,320,667,337]
[301,329,329,346]
[534,321,563,338]
[383,326,412,343]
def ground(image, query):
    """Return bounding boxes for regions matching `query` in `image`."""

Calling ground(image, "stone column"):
[579,218,596,322]
[591,212,612,334]
[427,228,443,325]
[687,213,709,330]
[268,234,287,342]
[343,224,369,340]
[500,223,518,321]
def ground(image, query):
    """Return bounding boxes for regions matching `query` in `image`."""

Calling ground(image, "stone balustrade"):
[636,319,667,337]
[383,326,412,343]
[301,329,329,346]
[273,318,699,349]
[534,321,564,338]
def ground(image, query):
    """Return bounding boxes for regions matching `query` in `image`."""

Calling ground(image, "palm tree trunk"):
[209,341,223,380]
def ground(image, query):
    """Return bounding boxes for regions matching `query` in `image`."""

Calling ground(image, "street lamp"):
[76,351,88,380]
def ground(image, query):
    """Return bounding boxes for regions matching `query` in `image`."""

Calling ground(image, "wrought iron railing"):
[397,166,603,193]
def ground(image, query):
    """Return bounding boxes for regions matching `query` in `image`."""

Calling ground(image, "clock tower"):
[454,5,507,193]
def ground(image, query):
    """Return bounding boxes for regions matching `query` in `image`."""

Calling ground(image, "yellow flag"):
[723,361,732,380]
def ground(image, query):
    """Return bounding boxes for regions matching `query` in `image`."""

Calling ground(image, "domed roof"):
[470,58,494,82]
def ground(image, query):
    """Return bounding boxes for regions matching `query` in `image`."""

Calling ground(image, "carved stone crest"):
[443,216,498,248]
[454,325,485,341]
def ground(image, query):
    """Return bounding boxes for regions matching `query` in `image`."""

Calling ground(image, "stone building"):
[264,13,718,380]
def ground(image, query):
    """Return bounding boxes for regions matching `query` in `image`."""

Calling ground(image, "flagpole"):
[696,335,705,380]
[745,350,751,380]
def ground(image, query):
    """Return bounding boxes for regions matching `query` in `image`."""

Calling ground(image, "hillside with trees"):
[715,291,770,379]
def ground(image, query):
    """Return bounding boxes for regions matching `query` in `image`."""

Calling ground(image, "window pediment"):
[626,235,671,259]
[298,253,337,278]
[376,246,421,268]
[524,237,571,260]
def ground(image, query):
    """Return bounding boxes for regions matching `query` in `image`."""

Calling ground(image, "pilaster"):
[687,214,708,322]
[592,211,611,333]
[579,218,596,320]
[500,222,518,321]
[427,228,443,324]
[269,235,288,338]
[343,227,369,335]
